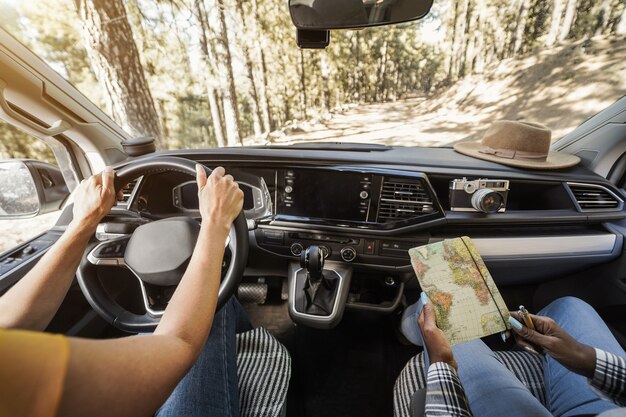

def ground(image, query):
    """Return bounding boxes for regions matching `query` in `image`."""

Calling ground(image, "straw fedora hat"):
[454,120,580,170]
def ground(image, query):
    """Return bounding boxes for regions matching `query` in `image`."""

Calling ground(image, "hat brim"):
[453,141,580,170]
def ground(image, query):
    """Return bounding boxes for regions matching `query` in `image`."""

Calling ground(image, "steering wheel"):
[76,157,249,333]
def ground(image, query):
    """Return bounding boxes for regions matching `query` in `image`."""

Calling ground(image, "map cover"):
[409,236,511,346]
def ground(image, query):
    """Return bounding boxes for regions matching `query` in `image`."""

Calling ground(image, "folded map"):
[409,236,510,346]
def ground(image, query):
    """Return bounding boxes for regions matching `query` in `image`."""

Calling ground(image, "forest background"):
[0,0,625,162]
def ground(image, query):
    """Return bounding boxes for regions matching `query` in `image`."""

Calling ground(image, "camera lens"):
[471,188,504,213]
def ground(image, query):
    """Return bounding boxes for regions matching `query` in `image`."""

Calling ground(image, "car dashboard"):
[2,144,626,330]
[119,146,626,293]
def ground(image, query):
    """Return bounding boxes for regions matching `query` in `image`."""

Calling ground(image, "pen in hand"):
[511,305,542,355]
[519,305,535,331]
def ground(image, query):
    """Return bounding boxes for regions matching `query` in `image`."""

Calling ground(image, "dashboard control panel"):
[255,228,428,267]
[269,167,441,230]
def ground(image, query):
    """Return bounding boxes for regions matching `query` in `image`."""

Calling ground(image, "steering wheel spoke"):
[138,281,169,317]
[87,236,130,266]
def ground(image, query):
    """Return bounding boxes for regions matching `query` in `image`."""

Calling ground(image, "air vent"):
[119,178,140,206]
[567,183,623,211]
[377,178,435,222]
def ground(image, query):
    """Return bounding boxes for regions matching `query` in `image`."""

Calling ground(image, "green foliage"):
[0,122,55,164]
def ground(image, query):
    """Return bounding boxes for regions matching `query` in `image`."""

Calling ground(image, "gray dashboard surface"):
[144,146,608,183]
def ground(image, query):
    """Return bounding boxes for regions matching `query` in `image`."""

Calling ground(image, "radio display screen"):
[279,170,370,222]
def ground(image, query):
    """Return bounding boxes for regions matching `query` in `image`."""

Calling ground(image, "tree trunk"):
[616,4,626,34]
[75,0,162,145]
[546,0,564,46]
[353,32,361,102]
[283,80,291,123]
[208,86,226,147]
[463,1,479,75]
[450,0,469,80]
[193,0,226,147]
[235,0,263,137]
[558,0,578,42]
[376,39,389,102]
[510,0,531,55]
[299,49,307,119]
[215,0,243,146]
[473,2,486,73]
[249,0,272,133]
[594,0,613,35]
[158,99,169,149]
[446,0,460,80]
[319,53,331,112]
[458,0,474,77]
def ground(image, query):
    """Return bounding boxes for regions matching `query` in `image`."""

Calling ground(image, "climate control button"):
[290,243,304,256]
[340,246,357,262]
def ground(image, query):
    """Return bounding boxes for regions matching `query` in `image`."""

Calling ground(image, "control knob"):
[340,246,357,262]
[290,242,304,256]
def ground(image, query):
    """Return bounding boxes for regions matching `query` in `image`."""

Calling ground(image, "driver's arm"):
[0,168,117,331]
[57,166,244,417]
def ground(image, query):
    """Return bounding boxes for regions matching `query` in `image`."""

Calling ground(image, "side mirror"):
[0,160,69,219]
[289,0,433,31]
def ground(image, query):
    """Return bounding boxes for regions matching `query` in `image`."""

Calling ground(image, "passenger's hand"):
[195,165,244,235]
[71,167,117,231]
[509,313,596,378]
[418,292,458,370]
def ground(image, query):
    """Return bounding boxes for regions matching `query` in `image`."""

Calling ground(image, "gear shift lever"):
[301,245,324,282]
[299,245,338,315]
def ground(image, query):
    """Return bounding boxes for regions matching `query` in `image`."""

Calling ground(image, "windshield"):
[1,0,625,149]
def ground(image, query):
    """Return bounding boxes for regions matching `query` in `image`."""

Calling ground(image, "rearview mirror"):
[289,0,433,31]
[0,160,69,219]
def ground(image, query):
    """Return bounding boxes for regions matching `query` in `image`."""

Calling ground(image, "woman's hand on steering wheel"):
[195,165,244,237]
[71,167,121,233]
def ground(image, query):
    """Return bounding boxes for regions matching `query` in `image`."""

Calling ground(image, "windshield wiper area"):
[259,142,392,152]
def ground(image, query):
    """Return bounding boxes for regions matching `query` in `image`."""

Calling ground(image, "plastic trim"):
[471,234,617,257]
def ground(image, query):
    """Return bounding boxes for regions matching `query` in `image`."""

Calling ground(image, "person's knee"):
[453,338,490,359]
[541,296,595,318]
[549,296,590,310]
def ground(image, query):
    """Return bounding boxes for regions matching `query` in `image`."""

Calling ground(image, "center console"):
[288,245,353,329]
[266,167,442,328]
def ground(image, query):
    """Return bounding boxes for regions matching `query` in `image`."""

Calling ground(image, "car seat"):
[236,327,291,417]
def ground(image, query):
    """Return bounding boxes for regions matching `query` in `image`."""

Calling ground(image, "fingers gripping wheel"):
[76,157,249,333]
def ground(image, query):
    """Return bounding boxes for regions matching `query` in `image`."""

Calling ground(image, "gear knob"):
[300,245,324,281]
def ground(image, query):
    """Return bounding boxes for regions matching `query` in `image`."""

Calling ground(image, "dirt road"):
[251,36,626,148]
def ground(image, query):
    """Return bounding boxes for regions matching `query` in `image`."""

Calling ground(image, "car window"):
[1,0,624,150]
[0,121,62,254]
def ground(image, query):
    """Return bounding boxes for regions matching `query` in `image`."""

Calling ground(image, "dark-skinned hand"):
[418,294,458,370]
[509,312,596,378]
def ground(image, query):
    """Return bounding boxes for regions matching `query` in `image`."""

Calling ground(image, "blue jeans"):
[156,298,252,417]
[453,297,625,417]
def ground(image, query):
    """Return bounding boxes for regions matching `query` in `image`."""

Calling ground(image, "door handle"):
[0,79,71,136]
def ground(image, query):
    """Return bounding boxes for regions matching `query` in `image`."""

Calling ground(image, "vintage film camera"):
[449,178,509,213]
